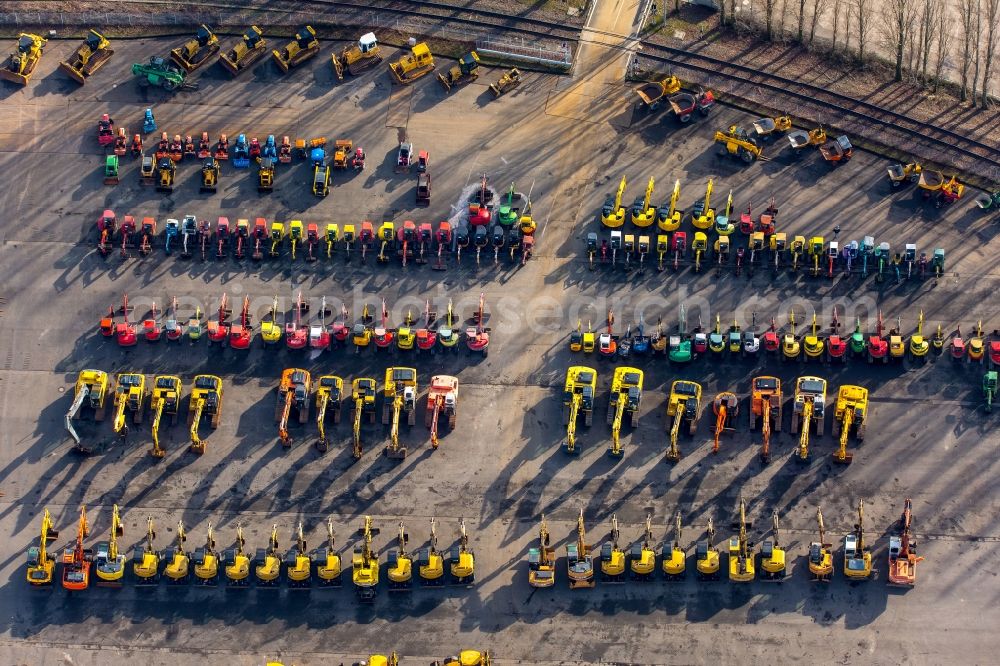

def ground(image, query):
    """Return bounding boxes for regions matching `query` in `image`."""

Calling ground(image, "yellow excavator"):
[314,517,342,588]
[629,514,656,580]
[383,367,418,459]
[631,177,656,226]
[433,651,492,666]
[163,520,190,584]
[352,377,378,459]
[112,372,147,438]
[661,511,686,580]
[149,375,181,458]
[27,509,58,586]
[563,366,597,454]
[286,522,312,589]
[844,499,873,580]
[255,524,281,588]
[353,516,380,601]
[567,509,595,589]
[65,369,109,452]
[449,518,475,585]
[131,517,159,585]
[658,179,683,231]
[803,313,826,361]
[365,654,399,666]
[277,368,311,448]
[528,515,556,587]
[601,176,627,228]
[791,376,827,461]
[59,29,114,84]
[692,179,715,229]
[666,380,702,463]
[607,367,642,457]
[223,522,251,587]
[388,521,413,591]
[760,510,786,581]
[189,374,223,454]
[833,385,867,464]
[418,518,445,586]
[315,375,343,453]
[808,507,833,582]
[750,376,782,464]
[94,504,126,585]
[261,296,282,344]
[696,518,720,580]
[728,497,755,583]
[193,522,219,585]
[599,514,626,583]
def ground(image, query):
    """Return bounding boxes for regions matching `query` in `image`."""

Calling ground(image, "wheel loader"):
[333,32,382,79]
[273,26,319,73]
[219,26,268,76]
[170,25,219,72]
[1,33,47,85]
[59,30,113,85]
[388,42,435,84]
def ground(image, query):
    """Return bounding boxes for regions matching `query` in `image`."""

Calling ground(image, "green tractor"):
[131,56,195,91]
[985,371,997,413]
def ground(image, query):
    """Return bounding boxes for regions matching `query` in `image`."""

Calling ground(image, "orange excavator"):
[887,498,924,587]
[426,375,458,449]
[61,505,92,591]
[750,376,782,463]
[711,392,738,454]
[277,368,312,447]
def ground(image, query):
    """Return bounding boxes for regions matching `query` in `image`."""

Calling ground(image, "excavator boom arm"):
[761,399,772,459]
[151,398,165,456]
[565,393,581,451]
[668,408,682,459]
[64,385,90,445]
[278,389,293,443]
[798,400,813,459]
[610,395,626,455]
[316,392,328,443]
[429,396,442,447]
[353,396,364,457]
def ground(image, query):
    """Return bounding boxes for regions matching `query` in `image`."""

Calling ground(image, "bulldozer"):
[728,497,755,583]
[607,367,642,457]
[562,366,597,454]
[832,385,867,464]
[285,522,312,589]
[427,375,458,449]
[149,375,182,459]
[277,369,311,448]
[887,498,924,587]
[219,26,268,76]
[383,367,417,458]
[750,376,781,464]
[170,25,219,72]
[314,375,343,453]
[759,510,786,582]
[111,373,146,439]
[59,30,113,85]
[599,514,627,583]
[711,391,738,454]
[254,525,281,587]
[389,42,435,84]
[188,374,223,454]
[132,517,160,585]
[438,51,480,92]
[26,509,58,586]
[333,32,382,79]
[1,33,46,85]
[696,518,720,580]
[808,507,834,582]
[64,369,109,451]
[792,375,826,461]
[629,515,657,580]
[661,511,686,580]
[489,67,521,97]
[272,26,319,72]
[132,56,192,91]
[714,125,763,163]
[665,380,701,463]
[844,499,874,580]
[528,515,556,587]
[223,523,251,587]
[312,517,342,587]
[567,509,595,589]
[353,516,380,601]
[351,377,378,459]
[193,522,220,585]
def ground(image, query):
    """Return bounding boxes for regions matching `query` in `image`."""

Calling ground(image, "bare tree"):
[960,0,976,100]
[798,0,807,41]
[832,0,842,52]
[973,0,982,103]
[883,0,909,81]
[983,0,1000,105]
[779,0,790,39]
[854,0,875,62]
[933,6,951,93]
[809,0,829,44]
[913,0,940,85]
[763,0,779,40]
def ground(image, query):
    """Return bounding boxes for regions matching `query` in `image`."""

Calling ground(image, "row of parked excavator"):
[26,509,477,600]
[527,499,921,588]
[97,293,491,356]
[280,651,491,666]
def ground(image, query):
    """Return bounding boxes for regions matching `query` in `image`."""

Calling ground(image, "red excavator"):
[416,299,438,352]
[229,296,252,349]
[234,218,249,259]
[285,291,309,350]
[215,217,230,259]
[119,215,136,259]
[207,293,231,345]
[466,292,490,356]
[397,220,416,267]
[374,298,395,352]
[116,293,137,347]
[332,304,351,348]
[143,302,162,342]
[97,209,117,257]
[62,505,92,591]
[165,296,183,341]
[868,310,889,364]
[887,498,924,587]
[310,296,332,350]
[434,221,452,270]
[426,375,458,449]
[139,217,155,256]
[306,223,320,262]
[251,217,267,260]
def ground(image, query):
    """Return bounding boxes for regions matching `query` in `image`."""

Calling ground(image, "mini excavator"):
[132,517,160,585]
[661,511,686,580]
[711,391,738,454]
[353,516,380,601]
[562,366,597,454]
[750,376,781,464]
[808,507,834,582]
[665,380,701,463]
[607,367,642,457]
[844,499,874,581]
[254,524,281,587]
[94,504,126,586]
[149,375,181,458]
[312,517,342,587]
[792,376,827,461]
[383,367,417,459]
[833,385,867,464]
[162,520,190,584]
[285,522,312,589]
[277,369,311,448]
[629,515,656,581]
[566,509,595,589]
[696,518,720,580]
[760,510,786,582]
[223,523,251,587]
[599,514,626,583]
[193,522,219,585]
[728,497,755,583]
[449,519,475,585]
[427,375,459,449]
[387,521,413,591]
[418,518,446,586]
[189,375,223,454]
[314,375,343,453]
[528,515,557,587]
[26,509,58,586]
